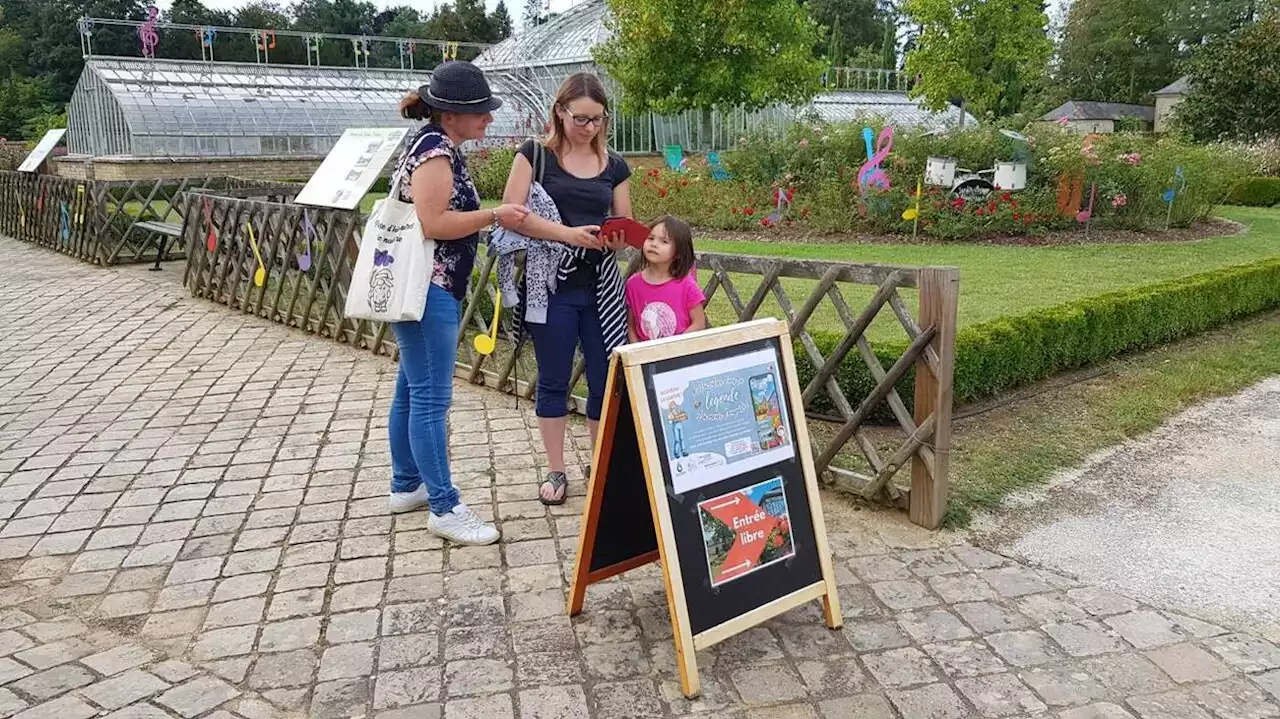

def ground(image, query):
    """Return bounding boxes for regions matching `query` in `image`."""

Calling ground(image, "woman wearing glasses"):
[501,72,632,506]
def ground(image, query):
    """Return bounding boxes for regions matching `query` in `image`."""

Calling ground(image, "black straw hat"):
[419,61,503,114]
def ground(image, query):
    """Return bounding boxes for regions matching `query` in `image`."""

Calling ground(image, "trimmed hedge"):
[799,257,1280,417]
[1227,177,1280,207]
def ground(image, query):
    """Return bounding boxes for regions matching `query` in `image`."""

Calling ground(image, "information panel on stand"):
[294,127,409,210]
[568,318,843,699]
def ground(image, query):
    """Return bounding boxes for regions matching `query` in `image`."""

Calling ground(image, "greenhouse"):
[474,0,977,153]
[66,56,546,159]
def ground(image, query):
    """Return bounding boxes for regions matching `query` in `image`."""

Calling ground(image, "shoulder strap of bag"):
[533,140,546,186]
[388,130,441,201]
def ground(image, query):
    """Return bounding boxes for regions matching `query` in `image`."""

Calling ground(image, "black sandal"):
[539,471,568,506]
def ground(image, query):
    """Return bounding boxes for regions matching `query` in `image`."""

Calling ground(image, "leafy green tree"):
[491,1,513,40]
[1176,11,1280,141]
[595,0,825,114]
[1053,0,1175,104]
[903,0,1052,120]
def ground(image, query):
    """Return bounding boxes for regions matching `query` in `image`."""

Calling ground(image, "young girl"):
[625,215,707,343]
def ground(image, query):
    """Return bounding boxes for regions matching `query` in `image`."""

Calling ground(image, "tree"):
[903,0,1052,120]
[1176,11,1280,141]
[522,0,547,30]
[1054,0,1173,104]
[491,1,514,40]
[594,0,826,114]
[805,0,885,65]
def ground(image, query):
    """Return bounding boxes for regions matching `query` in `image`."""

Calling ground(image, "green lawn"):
[944,308,1280,526]
[694,207,1280,339]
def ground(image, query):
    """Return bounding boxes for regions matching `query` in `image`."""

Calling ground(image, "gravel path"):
[971,377,1280,641]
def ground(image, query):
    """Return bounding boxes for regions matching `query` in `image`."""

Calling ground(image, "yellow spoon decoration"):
[473,292,501,355]
[901,179,922,239]
[246,221,266,287]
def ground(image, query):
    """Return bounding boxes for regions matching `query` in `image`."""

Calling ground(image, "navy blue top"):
[519,140,632,286]
[395,124,480,302]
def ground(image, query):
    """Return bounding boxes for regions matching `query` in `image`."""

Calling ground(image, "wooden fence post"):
[910,267,959,529]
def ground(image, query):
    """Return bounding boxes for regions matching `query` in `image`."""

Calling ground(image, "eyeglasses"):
[560,107,609,127]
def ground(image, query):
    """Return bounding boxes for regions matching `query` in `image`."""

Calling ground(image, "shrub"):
[634,121,1250,239]
[1225,177,1280,207]
[469,146,517,200]
[796,257,1280,417]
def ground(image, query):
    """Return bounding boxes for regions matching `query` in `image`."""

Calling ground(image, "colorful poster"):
[652,346,794,494]
[698,476,795,586]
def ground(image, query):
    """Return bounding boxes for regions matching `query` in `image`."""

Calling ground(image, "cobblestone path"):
[1,237,1278,719]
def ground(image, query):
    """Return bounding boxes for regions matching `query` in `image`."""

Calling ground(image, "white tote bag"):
[344,165,435,323]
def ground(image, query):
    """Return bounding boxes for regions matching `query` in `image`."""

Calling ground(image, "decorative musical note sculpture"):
[707,151,730,182]
[902,179,922,239]
[138,6,160,59]
[247,222,266,287]
[195,26,216,60]
[1163,167,1187,230]
[298,210,316,271]
[1077,183,1097,239]
[766,187,795,226]
[59,201,71,243]
[202,198,217,252]
[856,126,893,195]
[474,292,501,356]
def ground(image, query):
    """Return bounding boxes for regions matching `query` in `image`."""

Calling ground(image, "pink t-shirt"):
[625,272,706,342]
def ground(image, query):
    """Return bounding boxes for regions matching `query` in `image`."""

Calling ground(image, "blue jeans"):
[388,283,461,515]
[527,286,609,420]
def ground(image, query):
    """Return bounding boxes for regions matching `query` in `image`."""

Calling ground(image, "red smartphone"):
[598,216,650,249]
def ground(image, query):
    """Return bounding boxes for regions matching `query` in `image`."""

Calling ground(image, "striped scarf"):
[558,246,627,356]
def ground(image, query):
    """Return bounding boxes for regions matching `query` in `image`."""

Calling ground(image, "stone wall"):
[51,155,324,182]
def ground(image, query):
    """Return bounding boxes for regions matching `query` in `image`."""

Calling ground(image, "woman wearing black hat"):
[386,61,529,546]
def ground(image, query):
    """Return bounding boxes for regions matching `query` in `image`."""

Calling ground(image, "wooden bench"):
[134,220,183,271]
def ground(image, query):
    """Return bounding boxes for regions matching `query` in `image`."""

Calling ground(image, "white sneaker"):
[389,485,428,514]
[427,503,500,546]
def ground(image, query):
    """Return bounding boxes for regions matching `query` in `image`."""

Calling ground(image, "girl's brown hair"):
[647,215,696,279]
[399,91,443,124]
[543,73,611,164]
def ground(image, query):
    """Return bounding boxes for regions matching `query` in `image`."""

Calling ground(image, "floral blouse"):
[393,124,480,302]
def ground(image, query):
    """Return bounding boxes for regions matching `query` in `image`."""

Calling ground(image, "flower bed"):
[629,123,1254,241]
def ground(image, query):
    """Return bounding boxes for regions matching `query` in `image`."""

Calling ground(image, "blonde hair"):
[542,73,611,163]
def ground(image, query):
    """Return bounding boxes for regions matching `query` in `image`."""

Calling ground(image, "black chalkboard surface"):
[568,319,842,700]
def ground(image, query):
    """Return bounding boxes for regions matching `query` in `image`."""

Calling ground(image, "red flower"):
[1013,212,1021,221]
[950,197,965,210]
[658,188,668,198]
[987,201,998,213]
[1010,199,1019,209]
[647,168,660,178]
[1001,192,1012,202]
[730,207,738,215]
[760,218,772,227]
[975,208,986,217]
[743,206,756,216]
[680,179,689,186]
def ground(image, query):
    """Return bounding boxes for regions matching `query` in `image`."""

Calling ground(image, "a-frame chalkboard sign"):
[568,318,843,698]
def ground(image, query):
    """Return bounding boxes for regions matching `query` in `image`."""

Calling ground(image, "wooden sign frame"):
[568,318,843,698]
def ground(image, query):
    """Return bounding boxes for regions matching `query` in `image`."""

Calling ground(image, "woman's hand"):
[493,204,530,230]
[602,230,629,252]
[560,225,603,249]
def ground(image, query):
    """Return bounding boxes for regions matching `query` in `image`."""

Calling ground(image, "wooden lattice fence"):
[180,192,958,527]
[0,170,298,265]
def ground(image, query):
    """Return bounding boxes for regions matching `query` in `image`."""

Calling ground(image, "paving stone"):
[374,666,442,709]
[1255,671,1280,703]
[1145,643,1234,684]
[204,597,266,629]
[956,672,1048,716]
[1125,691,1214,719]
[445,694,513,719]
[81,669,171,710]
[1066,587,1140,617]
[12,664,95,700]
[956,601,1034,634]
[1019,664,1109,706]
[247,648,317,689]
[379,633,439,670]
[319,643,375,681]
[258,617,321,652]
[1083,653,1176,696]
[922,639,1007,678]
[311,678,371,719]
[1104,611,1186,649]
[12,695,97,719]
[444,626,509,661]
[383,602,441,636]
[14,638,94,670]
[796,658,869,697]
[1044,620,1127,657]
[518,685,590,719]
[869,580,939,610]
[1190,676,1280,719]
[191,625,258,660]
[862,647,941,688]
[1018,593,1091,624]
[886,683,970,719]
[1059,703,1138,719]
[845,620,912,652]
[929,573,998,603]
[445,658,514,697]
[0,657,34,684]
[0,689,27,718]
[987,630,1068,667]
[897,608,974,644]
[516,651,584,688]
[1204,634,1280,673]
[326,610,380,644]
